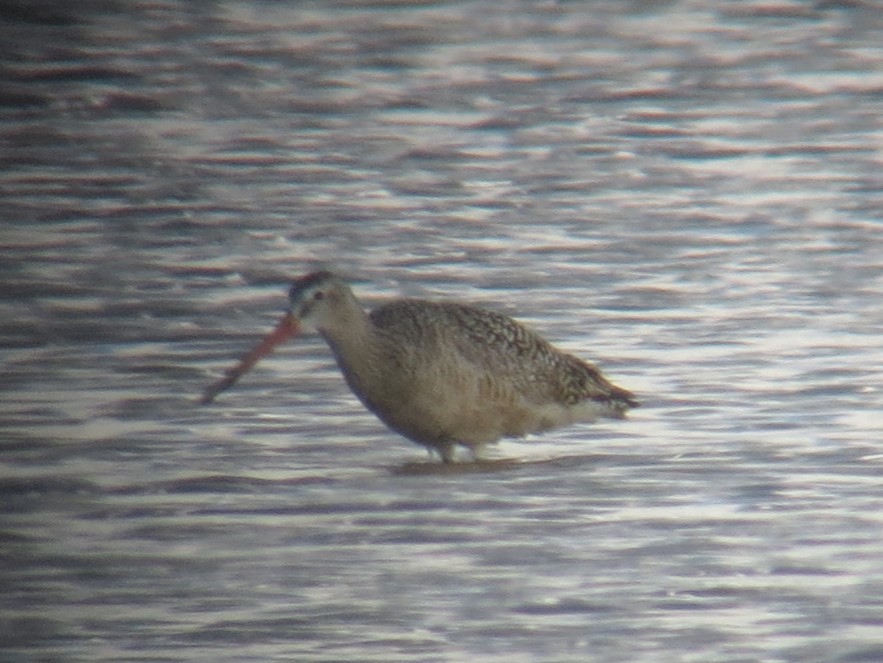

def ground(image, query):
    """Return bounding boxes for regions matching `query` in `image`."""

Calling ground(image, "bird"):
[201,271,638,463]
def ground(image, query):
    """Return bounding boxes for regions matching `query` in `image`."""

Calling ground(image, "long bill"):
[200,311,299,404]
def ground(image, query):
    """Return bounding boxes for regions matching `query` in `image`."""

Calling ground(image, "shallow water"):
[2,1,883,661]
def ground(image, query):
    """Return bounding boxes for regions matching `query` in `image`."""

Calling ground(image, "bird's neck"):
[319,304,380,380]
[321,314,393,411]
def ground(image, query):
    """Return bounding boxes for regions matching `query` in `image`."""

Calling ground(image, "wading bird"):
[201,271,637,462]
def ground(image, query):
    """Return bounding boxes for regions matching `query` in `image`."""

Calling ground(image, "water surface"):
[2,2,883,661]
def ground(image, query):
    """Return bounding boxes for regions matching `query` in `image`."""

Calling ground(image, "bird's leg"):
[468,444,486,462]
[438,443,456,464]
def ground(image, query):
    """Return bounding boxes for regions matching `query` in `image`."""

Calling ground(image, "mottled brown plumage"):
[202,271,638,462]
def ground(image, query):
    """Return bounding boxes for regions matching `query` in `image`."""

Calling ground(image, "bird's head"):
[287,270,349,333]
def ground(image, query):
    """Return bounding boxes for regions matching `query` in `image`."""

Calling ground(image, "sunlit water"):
[2,2,883,661]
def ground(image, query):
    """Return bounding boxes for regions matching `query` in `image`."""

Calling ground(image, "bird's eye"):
[313,291,324,301]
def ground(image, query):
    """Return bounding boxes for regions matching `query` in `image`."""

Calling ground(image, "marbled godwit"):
[201,271,638,462]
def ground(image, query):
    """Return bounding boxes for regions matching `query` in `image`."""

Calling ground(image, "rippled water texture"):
[2,1,883,661]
